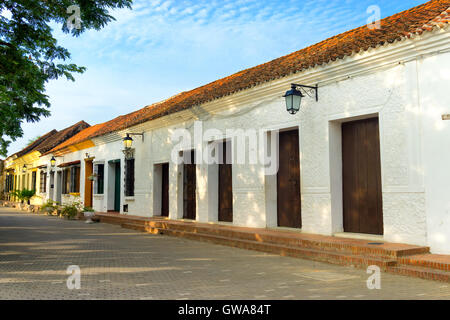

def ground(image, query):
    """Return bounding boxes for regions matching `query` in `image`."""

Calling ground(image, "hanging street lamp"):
[123,132,144,150]
[123,134,133,149]
[283,83,318,115]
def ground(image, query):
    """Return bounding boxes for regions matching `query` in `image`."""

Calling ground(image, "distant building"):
[3,121,90,205]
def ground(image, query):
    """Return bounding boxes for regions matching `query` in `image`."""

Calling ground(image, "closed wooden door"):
[114,162,121,212]
[56,172,62,204]
[161,163,169,217]
[277,129,301,228]
[49,172,55,201]
[84,160,93,208]
[218,141,233,222]
[183,150,196,220]
[342,118,383,235]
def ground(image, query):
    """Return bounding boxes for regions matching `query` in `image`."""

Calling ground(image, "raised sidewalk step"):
[387,264,450,282]
[142,220,428,259]
[120,222,397,270]
[96,213,450,282]
[398,254,450,271]
[98,212,429,259]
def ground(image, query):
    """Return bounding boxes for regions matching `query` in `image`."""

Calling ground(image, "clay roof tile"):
[49,0,450,152]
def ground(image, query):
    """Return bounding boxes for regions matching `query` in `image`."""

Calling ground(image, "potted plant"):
[10,189,35,210]
[21,189,35,205]
[87,173,98,181]
[83,207,95,224]
[41,200,57,215]
[61,201,81,220]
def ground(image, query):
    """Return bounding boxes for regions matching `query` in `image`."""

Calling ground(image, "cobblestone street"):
[0,207,448,300]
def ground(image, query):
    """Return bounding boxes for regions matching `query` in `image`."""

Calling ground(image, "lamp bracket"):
[291,83,319,101]
[122,148,135,159]
[127,132,145,142]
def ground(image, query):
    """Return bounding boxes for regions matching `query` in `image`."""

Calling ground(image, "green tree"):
[27,135,41,145]
[0,0,133,157]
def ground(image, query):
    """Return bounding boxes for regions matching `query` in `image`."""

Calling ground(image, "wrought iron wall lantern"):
[283,83,318,115]
[22,164,28,173]
[50,156,56,167]
[123,132,144,150]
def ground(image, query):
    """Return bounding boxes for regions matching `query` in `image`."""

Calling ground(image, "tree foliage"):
[0,0,133,157]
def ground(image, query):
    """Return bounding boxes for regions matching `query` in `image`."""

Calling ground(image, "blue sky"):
[7,0,428,155]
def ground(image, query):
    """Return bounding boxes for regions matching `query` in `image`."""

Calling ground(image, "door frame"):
[182,149,197,220]
[264,126,301,228]
[107,159,121,213]
[84,159,94,208]
[276,128,302,228]
[218,139,233,223]
[328,111,385,236]
[55,171,62,204]
[114,162,121,212]
[153,162,170,217]
[342,117,383,235]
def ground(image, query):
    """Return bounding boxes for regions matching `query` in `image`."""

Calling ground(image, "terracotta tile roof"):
[13,130,58,159]
[58,160,81,168]
[45,122,108,154]
[36,121,90,154]
[11,121,90,159]
[49,0,450,152]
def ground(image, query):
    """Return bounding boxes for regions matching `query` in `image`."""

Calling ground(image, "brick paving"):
[0,207,449,300]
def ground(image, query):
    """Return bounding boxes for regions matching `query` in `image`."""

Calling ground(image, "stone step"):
[387,264,450,282]
[398,254,450,271]
[123,219,429,259]
[121,222,397,270]
[99,215,148,226]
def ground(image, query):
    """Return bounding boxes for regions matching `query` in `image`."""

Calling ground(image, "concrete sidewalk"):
[0,207,449,300]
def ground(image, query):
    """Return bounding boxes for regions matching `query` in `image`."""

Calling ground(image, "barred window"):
[40,171,47,193]
[124,159,135,197]
[31,171,37,191]
[70,166,80,193]
[62,168,70,194]
[95,164,105,194]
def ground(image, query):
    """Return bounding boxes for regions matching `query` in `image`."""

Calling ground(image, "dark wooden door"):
[218,141,233,222]
[161,163,169,217]
[342,118,383,235]
[84,160,93,208]
[183,150,196,220]
[114,162,121,212]
[277,129,301,228]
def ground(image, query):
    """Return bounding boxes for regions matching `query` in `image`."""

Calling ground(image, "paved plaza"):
[0,207,448,300]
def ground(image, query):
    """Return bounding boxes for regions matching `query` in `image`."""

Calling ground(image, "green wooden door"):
[114,162,121,212]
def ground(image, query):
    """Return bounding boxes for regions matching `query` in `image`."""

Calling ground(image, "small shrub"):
[10,189,35,204]
[41,200,57,214]
[61,203,79,219]
[61,199,83,220]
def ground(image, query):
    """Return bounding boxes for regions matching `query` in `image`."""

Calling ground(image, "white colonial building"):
[6,1,450,254]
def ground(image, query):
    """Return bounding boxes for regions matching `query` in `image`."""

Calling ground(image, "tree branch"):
[0,40,13,48]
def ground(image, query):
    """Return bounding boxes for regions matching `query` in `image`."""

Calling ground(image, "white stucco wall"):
[418,51,450,254]
[135,61,421,238]
[45,141,128,213]
[36,28,449,254]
